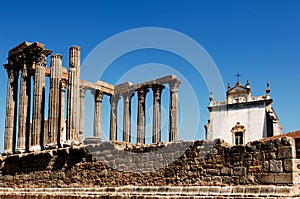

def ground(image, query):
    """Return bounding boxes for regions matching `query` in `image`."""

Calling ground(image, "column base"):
[44,144,58,150]
[29,145,42,152]
[2,150,13,156]
[62,140,81,147]
[83,137,102,145]
[15,148,26,154]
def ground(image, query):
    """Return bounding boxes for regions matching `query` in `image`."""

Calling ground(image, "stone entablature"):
[2,41,181,155]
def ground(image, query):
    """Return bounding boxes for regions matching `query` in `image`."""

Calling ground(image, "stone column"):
[60,81,67,144]
[31,54,46,151]
[67,46,81,143]
[17,57,31,153]
[4,67,19,155]
[48,54,62,147]
[109,94,119,141]
[79,88,86,141]
[93,89,103,138]
[123,91,134,142]
[152,85,164,143]
[137,87,149,144]
[169,80,180,142]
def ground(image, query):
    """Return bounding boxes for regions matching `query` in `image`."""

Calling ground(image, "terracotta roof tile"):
[259,130,300,142]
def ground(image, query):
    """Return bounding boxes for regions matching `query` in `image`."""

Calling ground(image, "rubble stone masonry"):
[0,137,299,198]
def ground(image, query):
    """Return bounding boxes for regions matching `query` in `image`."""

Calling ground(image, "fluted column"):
[169,80,181,142]
[79,88,86,141]
[48,54,62,147]
[4,67,19,155]
[109,94,119,141]
[123,91,134,142]
[137,87,149,144]
[17,57,31,153]
[67,46,81,142]
[93,89,103,138]
[152,85,164,143]
[31,54,47,151]
[60,81,67,144]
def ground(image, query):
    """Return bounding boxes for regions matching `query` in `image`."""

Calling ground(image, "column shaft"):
[4,68,19,154]
[79,88,86,140]
[60,81,67,144]
[123,92,134,142]
[94,90,103,138]
[67,46,81,142]
[109,95,119,141]
[48,54,62,146]
[31,59,46,150]
[18,60,31,152]
[152,85,164,143]
[169,80,180,142]
[137,88,149,144]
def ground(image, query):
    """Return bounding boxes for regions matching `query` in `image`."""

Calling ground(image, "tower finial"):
[227,82,231,90]
[245,80,250,88]
[266,82,270,94]
[209,91,214,101]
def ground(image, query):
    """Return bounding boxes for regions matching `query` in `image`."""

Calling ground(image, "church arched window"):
[235,132,243,145]
[231,122,246,145]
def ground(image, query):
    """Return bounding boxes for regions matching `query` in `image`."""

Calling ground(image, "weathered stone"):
[252,152,265,161]
[67,46,81,142]
[260,185,276,195]
[137,88,148,144]
[220,186,232,195]
[211,176,222,183]
[207,169,220,175]
[283,159,293,172]
[255,173,275,184]
[274,173,293,184]
[31,54,47,151]
[248,165,262,173]
[93,89,103,139]
[109,95,119,141]
[232,186,244,194]
[245,143,256,152]
[220,167,232,176]
[263,161,269,172]
[265,152,276,160]
[233,167,246,176]
[169,80,181,142]
[164,168,175,177]
[152,85,164,143]
[278,146,293,159]
[222,176,231,184]
[244,186,260,195]
[269,159,283,173]
[122,92,134,142]
[281,137,293,146]
[198,186,209,196]
[48,54,62,146]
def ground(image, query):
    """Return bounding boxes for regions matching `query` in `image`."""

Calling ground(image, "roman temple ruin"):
[2,41,181,155]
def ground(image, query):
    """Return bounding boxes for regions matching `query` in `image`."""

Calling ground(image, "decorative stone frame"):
[231,122,246,145]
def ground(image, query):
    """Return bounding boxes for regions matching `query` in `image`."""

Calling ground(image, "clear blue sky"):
[0,0,299,150]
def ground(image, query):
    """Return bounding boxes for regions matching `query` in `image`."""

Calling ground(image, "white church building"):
[205,80,283,145]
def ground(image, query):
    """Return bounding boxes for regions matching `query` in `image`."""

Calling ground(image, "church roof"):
[208,80,271,107]
[226,81,250,96]
[259,130,300,142]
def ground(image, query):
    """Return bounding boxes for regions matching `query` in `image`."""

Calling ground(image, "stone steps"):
[0,185,299,198]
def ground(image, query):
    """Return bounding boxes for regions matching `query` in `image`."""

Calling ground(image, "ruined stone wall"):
[0,137,297,188]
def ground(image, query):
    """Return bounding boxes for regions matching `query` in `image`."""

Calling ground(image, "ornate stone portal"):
[2,42,181,155]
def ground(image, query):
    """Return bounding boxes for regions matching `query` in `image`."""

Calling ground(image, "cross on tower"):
[235,72,242,82]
